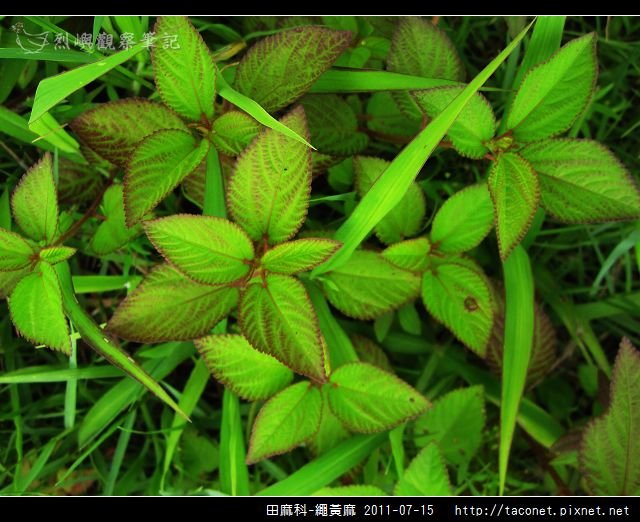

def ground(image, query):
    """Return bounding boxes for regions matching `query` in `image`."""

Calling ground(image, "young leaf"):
[11,153,58,243]
[246,381,322,464]
[300,95,368,156]
[152,16,216,122]
[210,111,260,156]
[38,246,76,265]
[0,228,34,271]
[195,334,293,402]
[108,264,238,343]
[431,184,494,254]
[323,250,421,320]
[506,33,597,142]
[421,257,494,356]
[354,156,426,244]
[239,274,327,383]
[262,239,341,275]
[91,185,142,255]
[381,237,431,273]
[124,129,209,226]
[414,385,485,466]
[70,99,188,168]
[393,443,452,496]
[413,87,496,159]
[234,27,351,113]
[8,262,70,354]
[310,387,351,456]
[520,139,640,222]
[145,214,254,285]
[580,338,640,495]
[327,362,429,433]
[228,107,312,245]
[488,153,539,260]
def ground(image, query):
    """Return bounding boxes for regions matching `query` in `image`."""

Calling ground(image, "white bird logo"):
[11,22,50,54]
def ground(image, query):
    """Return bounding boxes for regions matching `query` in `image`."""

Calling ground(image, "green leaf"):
[312,21,533,276]
[262,239,341,275]
[38,246,76,265]
[581,338,640,495]
[366,91,422,138]
[0,228,34,271]
[235,27,351,113]
[323,250,421,320]
[506,33,597,142]
[0,267,30,299]
[313,485,387,496]
[414,385,485,466]
[70,98,188,168]
[520,139,640,223]
[195,334,293,402]
[108,264,238,343]
[354,156,426,245]
[144,215,254,285]
[57,158,105,206]
[327,362,429,433]
[91,185,142,256]
[431,184,494,254]
[413,87,495,159]
[239,274,327,383]
[8,262,70,354]
[421,258,494,356]
[393,443,452,496]
[381,237,431,273]
[488,153,539,260]
[228,107,312,244]
[124,130,209,226]
[300,95,368,156]
[210,111,260,156]
[246,381,322,464]
[152,16,216,122]
[350,334,393,372]
[11,153,58,243]
[387,17,465,81]
[310,387,351,456]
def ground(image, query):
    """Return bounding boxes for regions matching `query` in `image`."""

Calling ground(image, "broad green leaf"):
[29,41,147,125]
[145,215,254,285]
[228,107,312,244]
[124,129,209,226]
[247,382,322,464]
[413,87,496,159]
[488,153,539,260]
[195,334,293,401]
[38,246,76,265]
[210,111,260,156]
[506,33,597,141]
[387,17,465,81]
[398,302,422,336]
[354,156,426,244]
[421,258,494,356]
[310,387,351,456]
[300,95,368,155]
[57,158,105,206]
[581,338,640,495]
[152,16,216,122]
[366,91,422,138]
[323,250,421,320]
[91,185,142,255]
[382,237,431,273]
[235,27,351,113]
[313,485,387,496]
[262,239,341,275]
[239,274,327,383]
[8,262,70,354]
[0,267,30,299]
[431,184,494,254]
[12,153,58,243]
[521,139,640,222]
[350,334,393,372]
[70,99,188,168]
[414,385,485,466]
[0,228,34,271]
[393,443,452,496]
[108,264,238,343]
[327,362,429,433]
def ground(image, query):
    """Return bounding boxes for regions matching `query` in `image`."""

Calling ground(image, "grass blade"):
[310,69,459,93]
[72,275,142,294]
[313,21,533,276]
[63,330,78,429]
[219,388,250,495]
[104,409,136,495]
[500,245,535,495]
[0,364,123,383]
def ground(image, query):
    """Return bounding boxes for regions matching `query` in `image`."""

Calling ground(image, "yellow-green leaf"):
[262,239,341,275]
